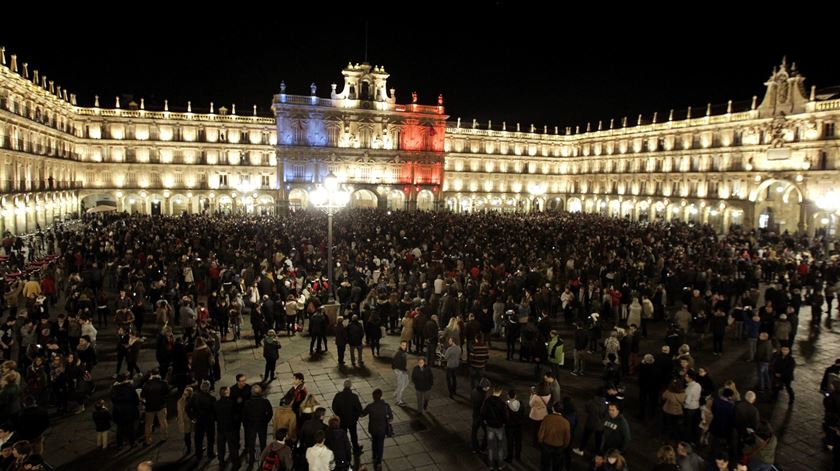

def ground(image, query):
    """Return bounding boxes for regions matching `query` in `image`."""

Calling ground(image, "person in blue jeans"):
[360,389,393,471]
[754,332,773,391]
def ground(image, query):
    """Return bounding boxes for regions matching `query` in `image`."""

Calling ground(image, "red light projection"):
[398,162,443,185]
[399,121,446,152]
[400,120,426,151]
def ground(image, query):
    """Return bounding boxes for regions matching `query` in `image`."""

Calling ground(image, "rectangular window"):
[219,174,228,186]
[261,175,271,187]
[825,122,836,138]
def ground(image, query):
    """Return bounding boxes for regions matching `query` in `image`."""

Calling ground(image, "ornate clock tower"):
[272,62,448,213]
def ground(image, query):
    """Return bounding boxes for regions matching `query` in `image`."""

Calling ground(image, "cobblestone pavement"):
[47,295,836,471]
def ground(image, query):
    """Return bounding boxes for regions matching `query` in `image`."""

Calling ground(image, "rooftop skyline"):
[1,8,835,130]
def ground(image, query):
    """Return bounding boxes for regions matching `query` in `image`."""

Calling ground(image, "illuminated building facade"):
[1,49,839,236]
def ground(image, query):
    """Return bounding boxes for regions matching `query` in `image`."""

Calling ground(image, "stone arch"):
[567,197,582,213]
[386,189,405,211]
[417,189,435,211]
[351,189,378,209]
[80,193,116,212]
[749,178,804,203]
[547,196,564,211]
[170,193,190,215]
[288,188,309,210]
[621,200,634,218]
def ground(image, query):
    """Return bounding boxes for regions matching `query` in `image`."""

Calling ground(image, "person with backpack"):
[259,429,293,471]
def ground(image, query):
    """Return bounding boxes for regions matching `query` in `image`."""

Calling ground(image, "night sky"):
[1,7,836,131]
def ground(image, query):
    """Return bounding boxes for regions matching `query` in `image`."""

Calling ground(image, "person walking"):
[331,379,364,456]
[538,402,571,471]
[482,386,510,471]
[470,334,490,390]
[141,369,169,445]
[188,380,217,461]
[771,345,796,404]
[176,387,194,454]
[600,402,630,454]
[347,315,365,367]
[262,330,281,382]
[444,336,462,398]
[572,323,588,376]
[360,389,393,471]
[214,386,240,467]
[392,341,409,406]
[411,357,434,414]
[505,389,524,463]
[335,317,348,366]
[241,384,273,465]
[755,332,774,392]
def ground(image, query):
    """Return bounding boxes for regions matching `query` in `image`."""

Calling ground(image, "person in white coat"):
[305,430,335,470]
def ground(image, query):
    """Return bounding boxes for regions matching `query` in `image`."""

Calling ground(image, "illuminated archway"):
[288,188,309,210]
[351,189,378,209]
[387,190,405,211]
[417,190,435,211]
[567,197,582,213]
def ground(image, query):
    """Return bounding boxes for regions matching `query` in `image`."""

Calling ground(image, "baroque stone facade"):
[1,49,839,236]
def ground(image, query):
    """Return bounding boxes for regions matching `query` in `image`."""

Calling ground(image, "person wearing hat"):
[262,330,280,382]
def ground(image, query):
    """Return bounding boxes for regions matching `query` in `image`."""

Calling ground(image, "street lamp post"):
[311,172,350,302]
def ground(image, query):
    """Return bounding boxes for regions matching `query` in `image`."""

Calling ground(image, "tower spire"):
[364,20,369,63]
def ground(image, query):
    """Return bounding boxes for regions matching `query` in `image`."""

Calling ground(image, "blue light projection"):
[306,119,327,146]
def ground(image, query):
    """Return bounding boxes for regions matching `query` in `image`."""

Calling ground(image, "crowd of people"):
[0,209,836,471]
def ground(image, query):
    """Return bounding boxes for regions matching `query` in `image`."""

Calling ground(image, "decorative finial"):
[597,120,603,131]
[49,80,54,95]
[751,96,757,110]
[502,121,506,131]
[187,101,192,113]
[140,98,145,110]
[31,68,37,83]
[70,94,77,106]
[686,106,692,119]
[253,105,257,116]
[810,86,816,101]
[210,101,214,113]
[554,126,559,134]
[232,103,236,114]
[94,95,100,107]
[9,54,17,73]
[565,127,571,135]
[488,120,492,129]
[706,103,711,116]
[609,118,614,129]
[472,118,477,129]
[115,96,120,108]
[726,100,732,113]
[22,63,28,78]
[544,125,548,134]
[0,47,5,66]
[574,125,579,134]
[516,123,520,132]
[280,81,286,94]
[438,94,444,106]
[586,122,591,132]
[668,109,674,121]
[456,117,461,128]
[411,91,418,104]
[164,99,169,111]
[530,124,535,133]
[310,82,317,95]
[637,114,642,126]
[652,112,658,124]
[622,116,627,127]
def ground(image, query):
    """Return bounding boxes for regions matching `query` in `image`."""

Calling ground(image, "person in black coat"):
[140,370,170,445]
[365,312,383,357]
[155,327,174,375]
[360,389,393,469]
[324,416,352,471]
[331,380,364,455]
[638,354,658,419]
[214,386,240,466]
[772,346,796,404]
[411,358,434,413]
[308,308,329,355]
[16,397,49,455]
[335,318,348,366]
[110,375,140,448]
[347,316,365,367]
[241,384,273,464]
[423,315,440,365]
[187,380,217,460]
